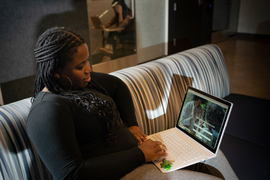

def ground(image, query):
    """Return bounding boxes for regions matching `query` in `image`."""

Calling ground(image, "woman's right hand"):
[138,139,167,162]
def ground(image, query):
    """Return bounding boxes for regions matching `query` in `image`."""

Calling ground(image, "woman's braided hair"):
[33,27,118,146]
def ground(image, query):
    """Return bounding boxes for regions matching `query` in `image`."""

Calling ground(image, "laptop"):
[90,15,105,29]
[90,15,124,31]
[148,86,233,173]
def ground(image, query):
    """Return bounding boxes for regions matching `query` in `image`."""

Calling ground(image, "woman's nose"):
[85,61,91,74]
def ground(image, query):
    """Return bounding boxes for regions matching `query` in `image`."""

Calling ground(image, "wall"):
[0,0,90,104]
[0,86,3,106]
[0,0,90,84]
[211,0,241,43]
[212,0,229,32]
[238,0,270,35]
[135,0,167,64]
[228,0,241,36]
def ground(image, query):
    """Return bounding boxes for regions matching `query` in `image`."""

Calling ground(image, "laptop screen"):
[176,86,232,153]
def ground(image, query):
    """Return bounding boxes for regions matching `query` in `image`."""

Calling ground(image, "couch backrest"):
[0,44,230,179]
[110,44,231,135]
[0,98,53,180]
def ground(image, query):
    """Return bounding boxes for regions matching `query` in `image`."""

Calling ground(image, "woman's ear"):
[54,73,60,78]
[54,71,61,78]
[54,69,61,78]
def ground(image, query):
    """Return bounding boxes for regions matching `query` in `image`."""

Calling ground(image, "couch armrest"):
[0,98,52,180]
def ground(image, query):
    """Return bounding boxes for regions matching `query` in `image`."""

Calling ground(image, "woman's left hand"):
[128,126,147,144]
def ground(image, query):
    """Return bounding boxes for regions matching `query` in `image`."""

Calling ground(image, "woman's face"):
[56,43,91,90]
[194,99,202,107]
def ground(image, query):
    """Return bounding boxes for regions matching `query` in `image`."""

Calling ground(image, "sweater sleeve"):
[27,99,145,180]
[91,72,138,127]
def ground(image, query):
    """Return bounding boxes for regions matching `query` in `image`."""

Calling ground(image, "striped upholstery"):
[0,98,52,180]
[110,44,231,135]
[0,44,230,179]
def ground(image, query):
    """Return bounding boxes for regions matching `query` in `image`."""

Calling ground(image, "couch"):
[1,44,269,179]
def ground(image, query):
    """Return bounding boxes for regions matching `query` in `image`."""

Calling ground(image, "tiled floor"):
[215,36,270,100]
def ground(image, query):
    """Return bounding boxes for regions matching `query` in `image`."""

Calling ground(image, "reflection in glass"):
[87,0,136,65]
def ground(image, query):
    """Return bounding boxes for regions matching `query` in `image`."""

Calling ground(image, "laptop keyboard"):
[149,131,203,163]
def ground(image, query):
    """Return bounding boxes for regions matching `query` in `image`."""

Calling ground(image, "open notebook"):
[148,86,233,173]
[90,15,105,29]
[90,15,124,31]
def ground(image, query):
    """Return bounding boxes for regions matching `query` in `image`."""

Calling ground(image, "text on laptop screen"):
[177,89,229,149]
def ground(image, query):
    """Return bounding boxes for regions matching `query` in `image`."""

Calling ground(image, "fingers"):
[136,136,143,145]
[155,142,168,157]
[157,143,167,153]
[134,133,147,144]
[138,139,167,162]
[136,136,146,145]
[136,132,147,139]
[151,140,167,154]
[128,126,147,144]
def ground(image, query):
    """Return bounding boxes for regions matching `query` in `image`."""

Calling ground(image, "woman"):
[27,27,238,180]
[180,95,206,130]
[27,27,166,180]
[100,0,135,55]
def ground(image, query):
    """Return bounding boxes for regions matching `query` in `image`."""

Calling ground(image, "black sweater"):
[27,72,145,180]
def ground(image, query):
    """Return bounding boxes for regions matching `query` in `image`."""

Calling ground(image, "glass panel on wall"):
[212,0,230,32]
[87,0,136,65]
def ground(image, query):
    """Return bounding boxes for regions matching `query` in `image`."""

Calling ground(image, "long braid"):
[33,27,118,146]
[33,27,85,98]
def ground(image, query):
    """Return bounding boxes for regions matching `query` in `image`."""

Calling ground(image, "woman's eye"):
[76,66,84,70]
[76,61,88,70]
[76,63,85,69]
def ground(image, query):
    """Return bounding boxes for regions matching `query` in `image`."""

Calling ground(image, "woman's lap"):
[121,150,238,180]
[204,150,238,180]
[121,163,222,180]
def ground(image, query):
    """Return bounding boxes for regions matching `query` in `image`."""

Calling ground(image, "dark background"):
[0,0,90,104]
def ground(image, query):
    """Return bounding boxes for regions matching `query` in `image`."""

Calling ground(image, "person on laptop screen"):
[179,92,228,149]
[180,95,206,131]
